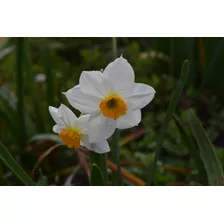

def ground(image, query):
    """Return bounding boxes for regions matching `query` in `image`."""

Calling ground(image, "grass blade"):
[90,164,104,186]
[16,37,26,147]
[0,140,36,186]
[0,85,36,138]
[43,49,55,132]
[173,114,207,184]
[199,38,224,92]
[169,37,175,76]
[90,151,108,185]
[147,59,190,185]
[188,109,224,185]
[24,38,46,133]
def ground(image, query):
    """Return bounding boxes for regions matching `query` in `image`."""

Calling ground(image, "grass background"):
[0,37,224,186]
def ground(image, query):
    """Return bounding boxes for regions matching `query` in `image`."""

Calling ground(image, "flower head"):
[48,104,110,153]
[64,56,155,143]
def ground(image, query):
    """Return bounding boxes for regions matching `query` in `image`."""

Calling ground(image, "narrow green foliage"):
[147,60,190,185]
[24,38,46,133]
[199,38,224,92]
[188,109,224,185]
[112,130,123,185]
[44,49,55,131]
[44,50,54,106]
[90,164,104,186]
[0,85,36,140]
[0,140,36,186]
[90,151,108,185]
[16,37,26,147]
[100,153,108,185]
[173,114,208,184]
[170,38,175,77]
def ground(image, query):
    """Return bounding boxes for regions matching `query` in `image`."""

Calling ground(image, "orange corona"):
[99,93,127,120]
[59,128,81,148]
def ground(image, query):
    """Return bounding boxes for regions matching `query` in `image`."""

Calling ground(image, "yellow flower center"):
[99,93,127,120]
[59,128,81,149]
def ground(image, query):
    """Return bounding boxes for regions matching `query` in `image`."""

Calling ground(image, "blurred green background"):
[0,37,224,186]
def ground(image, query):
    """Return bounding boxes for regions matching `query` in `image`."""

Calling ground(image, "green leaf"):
[90,164,104,186]
[0,140,36,186]
[147,59,190,185]
[112,129,123,186]
[199,38,224,92]
[16,37,26,147]
[188,109,224,185]
[0,85,36,138]
[90,151,108,185]
[24,38,46,133]
[173,114,208,184]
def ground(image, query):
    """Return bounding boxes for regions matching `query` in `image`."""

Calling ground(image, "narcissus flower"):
[48,104,110,153]
[64,56,155,143]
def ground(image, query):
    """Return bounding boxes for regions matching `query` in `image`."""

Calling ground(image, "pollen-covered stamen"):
[99,93,127,120]
[59,128,81,148]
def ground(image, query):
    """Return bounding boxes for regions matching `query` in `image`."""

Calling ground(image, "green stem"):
[111,37,123,185]
[16,37,26,147]
[90,151,108,185]
[170,37,175,77]
[112,130,123,185]
[147,60,190,185]
[112,37,118,58]
[100,153,108,185]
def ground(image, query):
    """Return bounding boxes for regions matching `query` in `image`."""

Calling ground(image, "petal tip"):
[49,106,58,113]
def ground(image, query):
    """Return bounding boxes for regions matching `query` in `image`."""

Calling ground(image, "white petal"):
[88,111,116,143]
[103,56,135,88]
[90,140,110,154]
[63,85,100,114]
[126,83,155,110]
[80,134,91,150]
[116,82,135,98]
[80,71,112,97]
[76,114,90,134]
[52,124,65,133]
[116,109,141,129]
[58,104,77,127]
[49,106,61,124]
[80,135,110,154]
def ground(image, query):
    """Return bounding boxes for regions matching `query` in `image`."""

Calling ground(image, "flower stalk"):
[16,37,26,147]
[111,37,123,185]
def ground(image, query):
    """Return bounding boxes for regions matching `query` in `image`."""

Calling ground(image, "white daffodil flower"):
[48,104,110,154]
[64,56,155,143]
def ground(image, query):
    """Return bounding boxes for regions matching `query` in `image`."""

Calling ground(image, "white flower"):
[48,104,110,154]
[64,56,156,143]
